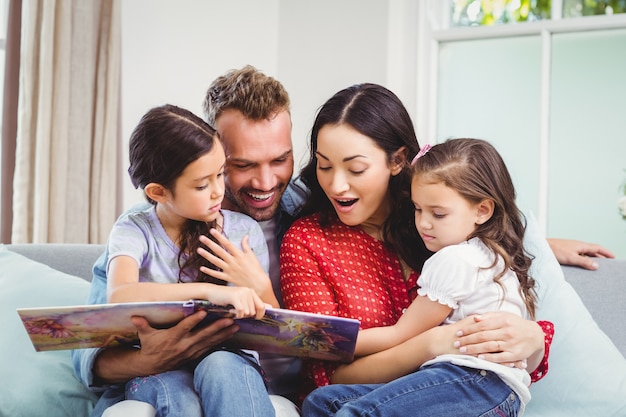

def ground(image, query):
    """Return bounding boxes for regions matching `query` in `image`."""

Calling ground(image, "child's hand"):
[198,230,268,289]
[208,285,266,320]
[197,230,279,307]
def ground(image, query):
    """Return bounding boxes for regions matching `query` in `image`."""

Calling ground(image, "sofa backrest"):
[562,258,626,357]
[6,243,105,282]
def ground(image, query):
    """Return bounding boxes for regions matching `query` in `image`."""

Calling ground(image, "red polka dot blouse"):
[280,214,553,395]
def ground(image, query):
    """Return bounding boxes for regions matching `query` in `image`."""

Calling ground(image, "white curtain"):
[12,0,121,243]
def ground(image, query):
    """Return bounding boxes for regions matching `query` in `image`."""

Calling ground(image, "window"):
[451,0,626,27]
[416,0,626,258]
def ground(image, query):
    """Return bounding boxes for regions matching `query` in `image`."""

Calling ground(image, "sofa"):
[1,219,626,417]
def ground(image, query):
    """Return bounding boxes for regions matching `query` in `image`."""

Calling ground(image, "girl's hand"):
[198,230,268,290]
[452,312,543,370]
[207,285,266,320]
[198,230,279,307]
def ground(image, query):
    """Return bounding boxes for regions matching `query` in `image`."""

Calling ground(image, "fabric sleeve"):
[529,320,554,382]
[280,222,340,317]
[106,217,150,270]
[416,244,482,309]
[279,221,341,389]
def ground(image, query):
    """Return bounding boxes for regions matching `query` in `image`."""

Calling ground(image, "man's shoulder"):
[279,176,309,216]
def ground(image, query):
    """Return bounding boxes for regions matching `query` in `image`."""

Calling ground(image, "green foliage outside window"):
[564,0,626,17]
[451,0,625,26]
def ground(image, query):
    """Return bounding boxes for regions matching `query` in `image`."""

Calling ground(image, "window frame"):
[415,0,626,230]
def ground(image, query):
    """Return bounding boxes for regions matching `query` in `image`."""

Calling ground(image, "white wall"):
[120,0,280,207]
[120,0,417,210]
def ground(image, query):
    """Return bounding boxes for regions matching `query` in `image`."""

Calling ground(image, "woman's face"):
[316,123,396,230]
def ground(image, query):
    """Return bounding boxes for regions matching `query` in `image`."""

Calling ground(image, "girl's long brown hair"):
[128,104,225,284]
[413,138,537,318]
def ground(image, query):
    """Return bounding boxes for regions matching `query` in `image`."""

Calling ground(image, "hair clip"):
[411,144,432,166]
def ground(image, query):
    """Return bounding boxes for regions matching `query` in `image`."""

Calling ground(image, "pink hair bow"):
[411,144,432,166]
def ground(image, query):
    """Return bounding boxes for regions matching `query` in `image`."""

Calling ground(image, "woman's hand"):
[198,230,279,307]
[453,312,544,371]
[547,238,615,270]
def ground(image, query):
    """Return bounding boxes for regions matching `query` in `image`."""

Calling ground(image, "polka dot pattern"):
[530,320,554,382]
[280,215,419,390]
[279,214,554,393]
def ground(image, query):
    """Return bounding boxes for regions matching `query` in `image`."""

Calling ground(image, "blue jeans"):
[125,350,275,417]
[302,362,520,417]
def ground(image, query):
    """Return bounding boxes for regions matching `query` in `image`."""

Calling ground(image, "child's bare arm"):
[107,255,266,319]
[355,296,451,356]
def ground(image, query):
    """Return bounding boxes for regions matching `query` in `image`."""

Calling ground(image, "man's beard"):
[224,186,282,222]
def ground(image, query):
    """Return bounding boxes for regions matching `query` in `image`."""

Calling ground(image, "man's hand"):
[547,238,615,270]
[93,311,238,384]
[453,312,544,371]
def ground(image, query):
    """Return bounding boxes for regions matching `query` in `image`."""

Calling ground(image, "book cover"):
[17,300,360,362]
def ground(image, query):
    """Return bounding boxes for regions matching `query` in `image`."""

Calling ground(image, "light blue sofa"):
[1,242,625,416]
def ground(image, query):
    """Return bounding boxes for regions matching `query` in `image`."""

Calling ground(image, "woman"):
[279,84,552,406]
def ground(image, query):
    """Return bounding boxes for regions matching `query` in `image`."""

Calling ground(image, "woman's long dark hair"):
[128,104,224,284]
[297,83,432,272]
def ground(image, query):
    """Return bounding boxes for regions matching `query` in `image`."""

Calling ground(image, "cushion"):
[0,245,97,417]
[522,215,626,417]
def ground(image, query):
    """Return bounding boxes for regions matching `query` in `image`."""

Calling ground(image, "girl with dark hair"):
[280,84,554,408]
[105,104,275,417]
[304,138,542,417]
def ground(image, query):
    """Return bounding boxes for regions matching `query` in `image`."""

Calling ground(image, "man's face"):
[215,109,294,222]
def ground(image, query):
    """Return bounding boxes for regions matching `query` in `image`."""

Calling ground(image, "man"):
[202,65,308,399]
[72,66,614,416]
[203,65,308,305]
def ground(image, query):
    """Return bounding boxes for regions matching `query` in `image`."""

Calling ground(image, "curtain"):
[1,0,22,243]
[12,0,121,243]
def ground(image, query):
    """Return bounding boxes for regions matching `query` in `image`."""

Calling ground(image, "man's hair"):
[203,65,290,126]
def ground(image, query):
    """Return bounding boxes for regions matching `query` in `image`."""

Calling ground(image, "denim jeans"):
[302,362,520,417]
[125,350,275,417]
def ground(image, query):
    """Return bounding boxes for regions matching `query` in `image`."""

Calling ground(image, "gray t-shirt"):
[106,205,269,283]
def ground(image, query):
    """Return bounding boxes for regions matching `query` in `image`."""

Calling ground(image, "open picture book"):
[17,300,360,362]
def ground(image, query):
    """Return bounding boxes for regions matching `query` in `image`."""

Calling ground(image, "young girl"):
[105,104,275,417]
[306,138,538,416]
